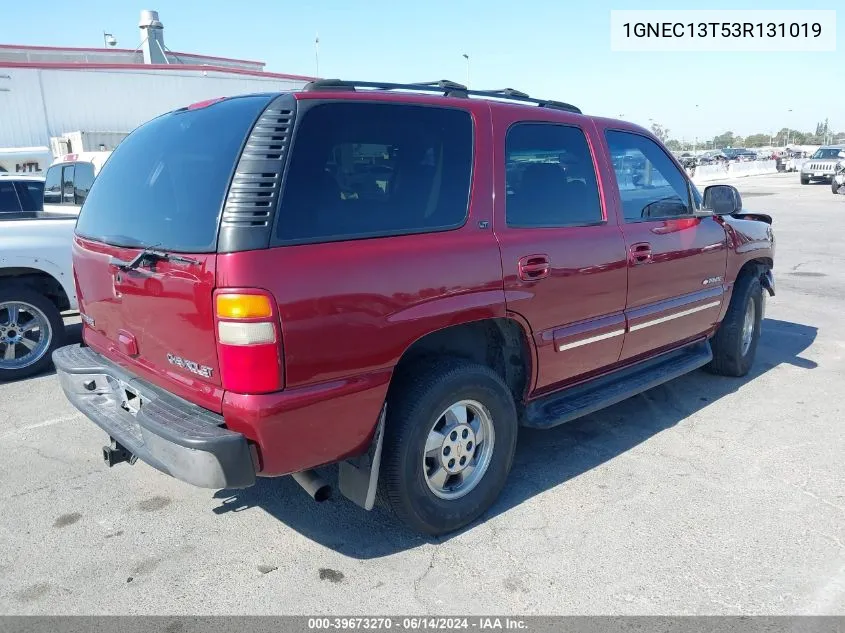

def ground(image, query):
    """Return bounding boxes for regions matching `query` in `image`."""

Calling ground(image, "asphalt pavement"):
[1,173,843,615]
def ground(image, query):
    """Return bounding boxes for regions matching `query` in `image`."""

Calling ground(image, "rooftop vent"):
[139,10,167,64]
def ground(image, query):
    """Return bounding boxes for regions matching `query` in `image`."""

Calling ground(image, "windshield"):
[811,148,842,159]
[75,95,270,252]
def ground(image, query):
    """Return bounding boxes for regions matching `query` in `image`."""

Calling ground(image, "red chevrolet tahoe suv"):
[54,80,775,536]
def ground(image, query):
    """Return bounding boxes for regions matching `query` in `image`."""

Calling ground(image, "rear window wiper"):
[112,248,200,271]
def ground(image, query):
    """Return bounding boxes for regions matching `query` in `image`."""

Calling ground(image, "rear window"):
[0,181,21,212]
[275,102,473,244]
[15,181,44,211]
[75,95,270,252]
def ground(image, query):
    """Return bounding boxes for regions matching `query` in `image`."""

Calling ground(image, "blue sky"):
[2,0,841,140]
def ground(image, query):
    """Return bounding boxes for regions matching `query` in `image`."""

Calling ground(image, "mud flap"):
[338,404,386,511]
[760,270,775,319]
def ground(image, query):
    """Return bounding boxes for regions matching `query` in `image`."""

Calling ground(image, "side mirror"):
[703,184,742,215]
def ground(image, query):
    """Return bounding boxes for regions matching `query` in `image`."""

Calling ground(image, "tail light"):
[214,290,283,394]
[73,271,90,346]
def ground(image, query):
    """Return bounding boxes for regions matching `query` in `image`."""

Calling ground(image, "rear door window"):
[505,123,603,227]
[75,95,270,252]
[275,102,473,244]
[74,162,95,205]
[0,181,21,212]
[43,166,62,204]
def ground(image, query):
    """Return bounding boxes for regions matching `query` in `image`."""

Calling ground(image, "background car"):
[0,211,77,380]
[698,150,727,165]
[722,148,758,162]
[831,150,845,194]
[0,174,45,217]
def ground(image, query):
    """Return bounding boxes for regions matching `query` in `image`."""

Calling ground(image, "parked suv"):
[801,145,845,185]
[54,80,775,536]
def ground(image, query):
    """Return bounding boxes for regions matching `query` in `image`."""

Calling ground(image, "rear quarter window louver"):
[218,95,297,253]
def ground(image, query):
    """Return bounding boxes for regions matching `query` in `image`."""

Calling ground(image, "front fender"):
[721,214,775,284]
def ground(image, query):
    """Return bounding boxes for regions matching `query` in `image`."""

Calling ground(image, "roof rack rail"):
[483,88,530,98]
[302,78,356,92]
[301,79,582,114]
[303,78,467,97]
[471,88,580,113]
[414,79,469,93]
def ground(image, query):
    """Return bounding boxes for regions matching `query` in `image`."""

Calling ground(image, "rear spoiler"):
[732,212,772,225]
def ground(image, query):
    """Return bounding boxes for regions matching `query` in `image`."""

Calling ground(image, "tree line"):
[647,120,844,152]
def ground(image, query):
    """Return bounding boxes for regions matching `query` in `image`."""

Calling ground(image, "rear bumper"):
[52,344,256,489]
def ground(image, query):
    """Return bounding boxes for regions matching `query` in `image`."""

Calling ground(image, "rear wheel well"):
[0,268,71,312]
[393,319,532,407]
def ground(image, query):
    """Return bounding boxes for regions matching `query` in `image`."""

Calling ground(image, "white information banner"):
[610,10,836,52]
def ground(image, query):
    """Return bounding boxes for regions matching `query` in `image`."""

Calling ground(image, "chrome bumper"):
[53,344,256,489]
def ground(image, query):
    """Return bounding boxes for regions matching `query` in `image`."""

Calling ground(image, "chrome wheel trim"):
[423,399,496,501]
[740,297,756,357]
[0,301,52,370]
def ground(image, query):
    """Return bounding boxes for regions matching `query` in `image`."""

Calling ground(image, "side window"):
[0,181,21,212]
[15,181,45,212]
[276,102,473,244]
[505,123,603,227]
[61,165,76,204]
[44,166,62,204]
[605,131,692,222]
[74,162,95,205]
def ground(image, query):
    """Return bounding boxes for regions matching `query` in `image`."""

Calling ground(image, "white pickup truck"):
[0,214,77,380]
[42,152,112,216]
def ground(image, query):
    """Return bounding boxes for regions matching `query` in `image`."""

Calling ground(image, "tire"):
[706,273,763,377]
[379,358,518,536]
[800,176,810,185]
[833,181,840,195]
[0,285,65,381]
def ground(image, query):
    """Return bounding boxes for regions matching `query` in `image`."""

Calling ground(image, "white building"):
[0,10,313,174]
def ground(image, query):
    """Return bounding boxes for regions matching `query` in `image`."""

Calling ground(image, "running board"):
[523,341,713,429]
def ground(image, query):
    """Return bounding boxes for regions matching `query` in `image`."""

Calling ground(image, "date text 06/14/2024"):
[307,617,528,630]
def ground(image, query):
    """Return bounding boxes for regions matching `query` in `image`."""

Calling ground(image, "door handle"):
[629,242,652,265]
[518,254,551,281]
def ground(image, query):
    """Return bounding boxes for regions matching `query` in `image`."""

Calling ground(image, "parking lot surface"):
[1,173,843,615]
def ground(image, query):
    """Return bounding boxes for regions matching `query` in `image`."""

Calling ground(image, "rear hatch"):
[72,94,275,412]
